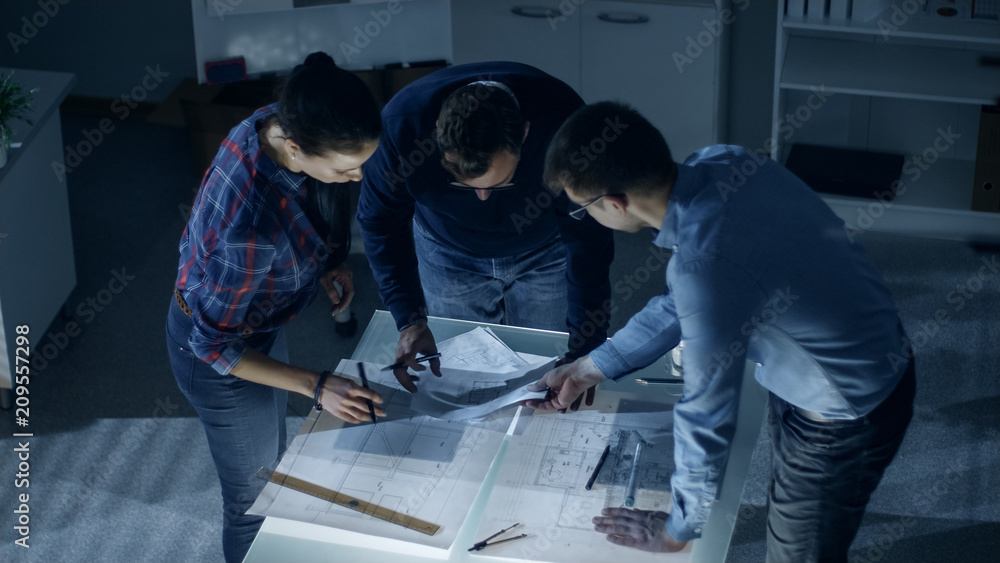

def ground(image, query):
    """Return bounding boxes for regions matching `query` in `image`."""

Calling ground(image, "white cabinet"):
[580,1,725,160]
[771,0,1000,243]
[0,69,77,400]
[452,0,727,159]
[451,0,582,91]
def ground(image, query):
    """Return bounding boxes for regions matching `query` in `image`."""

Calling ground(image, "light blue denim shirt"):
[589,145,908,541]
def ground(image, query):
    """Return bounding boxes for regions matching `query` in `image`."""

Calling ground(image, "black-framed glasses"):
[569,193,624,219]
[448,181,517,192]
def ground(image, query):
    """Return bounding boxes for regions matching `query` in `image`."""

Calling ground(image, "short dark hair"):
[544,101,676,198]
[435,83,526,180]
[273,51,382,157]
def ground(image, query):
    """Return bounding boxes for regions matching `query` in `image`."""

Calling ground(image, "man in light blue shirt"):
[526,102,916,562]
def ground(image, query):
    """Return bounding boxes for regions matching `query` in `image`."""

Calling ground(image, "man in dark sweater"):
[358,62,614,390]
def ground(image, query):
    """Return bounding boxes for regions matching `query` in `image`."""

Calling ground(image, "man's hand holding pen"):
[393,322,442,392]
[522,355,603,413]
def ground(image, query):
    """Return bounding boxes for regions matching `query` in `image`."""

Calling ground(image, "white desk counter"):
[244,311,767,563]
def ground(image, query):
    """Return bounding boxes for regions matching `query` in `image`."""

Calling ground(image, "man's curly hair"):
[435,83,525,181]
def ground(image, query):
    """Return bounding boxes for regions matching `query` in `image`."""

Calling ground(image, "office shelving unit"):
[771,1,1000,243]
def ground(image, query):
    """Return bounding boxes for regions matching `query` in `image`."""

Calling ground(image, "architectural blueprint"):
[473,399,690,562]
[247,328,556,550]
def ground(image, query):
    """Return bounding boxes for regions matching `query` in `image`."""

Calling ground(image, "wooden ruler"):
[265,470,441,536]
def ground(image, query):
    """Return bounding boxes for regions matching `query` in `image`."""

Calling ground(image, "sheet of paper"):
[247,327,555,551]
[435,326,533,368]
[409,358,554,421]
[474,400,690,562]
[248,359,509,551]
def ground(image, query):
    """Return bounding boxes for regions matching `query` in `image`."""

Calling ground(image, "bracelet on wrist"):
[313,370,331,412]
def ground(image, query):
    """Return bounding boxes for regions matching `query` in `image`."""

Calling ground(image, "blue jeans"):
[413,220,568,331]
[166,298,289,563]
[765,359,916,563]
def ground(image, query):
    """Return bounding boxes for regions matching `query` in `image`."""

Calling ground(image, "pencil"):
[585,444,611,490]
[357,362,378,425]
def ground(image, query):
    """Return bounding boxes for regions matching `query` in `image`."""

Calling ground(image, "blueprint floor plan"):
[473,396,691,562]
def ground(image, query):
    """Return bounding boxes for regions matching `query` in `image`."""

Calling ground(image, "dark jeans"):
[766,359,916,563]
[166,297,289,563]
[412,220,568,331]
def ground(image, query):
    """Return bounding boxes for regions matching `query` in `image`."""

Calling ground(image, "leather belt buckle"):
[174,289,193,317]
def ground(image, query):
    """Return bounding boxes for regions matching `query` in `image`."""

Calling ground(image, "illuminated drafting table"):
[243,311,767,563]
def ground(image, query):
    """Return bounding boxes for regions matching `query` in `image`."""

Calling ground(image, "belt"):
[174,289,193,317]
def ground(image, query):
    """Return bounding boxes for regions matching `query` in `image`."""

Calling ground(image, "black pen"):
[381,353,442,372]
[357,362,378,425]
[585,444,611,490]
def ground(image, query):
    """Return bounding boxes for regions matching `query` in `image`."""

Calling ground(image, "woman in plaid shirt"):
[166,52,384,563]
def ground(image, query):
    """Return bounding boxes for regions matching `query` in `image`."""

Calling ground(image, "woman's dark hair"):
[435,83,525,180]
[273,51,382,157]
[303,178,353,270]
[273,51,381,270]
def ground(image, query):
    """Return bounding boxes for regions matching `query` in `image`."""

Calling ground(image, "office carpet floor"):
[0,111,997,563]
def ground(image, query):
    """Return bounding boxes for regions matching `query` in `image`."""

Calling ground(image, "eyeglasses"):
[448,181,517,191]
[569,194,623,220]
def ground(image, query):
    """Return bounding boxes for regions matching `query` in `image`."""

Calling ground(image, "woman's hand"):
[318,374,385,424]
[319,267,354,316]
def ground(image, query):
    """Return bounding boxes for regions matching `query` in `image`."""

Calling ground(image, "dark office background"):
[0,1,997,562]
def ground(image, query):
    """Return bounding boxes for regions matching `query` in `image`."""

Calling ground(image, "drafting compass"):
[468,523,528,551]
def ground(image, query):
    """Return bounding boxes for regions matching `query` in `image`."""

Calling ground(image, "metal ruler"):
[261,468,441,536]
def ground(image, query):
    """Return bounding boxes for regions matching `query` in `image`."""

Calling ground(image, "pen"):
[381,353,442,372]
[585,444,611,490]
[357,362,378,425]
[635,378,681,385]
[624,441,643,508]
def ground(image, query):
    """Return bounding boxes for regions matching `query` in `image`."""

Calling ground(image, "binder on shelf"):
[787,0,806,18]
[851,0,891,21]
[829,0,850,20]
[972,105,1000,213]
[807,0,828,19]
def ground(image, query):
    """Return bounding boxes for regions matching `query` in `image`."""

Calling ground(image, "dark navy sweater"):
[357,62,614,356]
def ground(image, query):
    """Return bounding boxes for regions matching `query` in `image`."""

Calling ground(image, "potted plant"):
[0,71,37,169]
